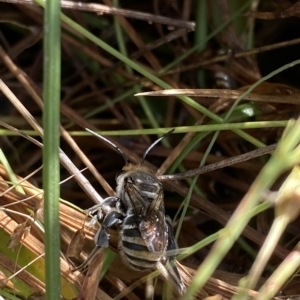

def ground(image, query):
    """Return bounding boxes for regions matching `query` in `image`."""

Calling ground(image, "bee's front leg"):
[87,196,123,221]
[72,210,124,272]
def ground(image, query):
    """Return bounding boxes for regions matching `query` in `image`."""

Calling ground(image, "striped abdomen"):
[120,212,165,271]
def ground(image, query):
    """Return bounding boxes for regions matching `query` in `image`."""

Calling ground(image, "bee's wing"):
[126,184,167,252]
[139,212,167,252]
[139,191,167,252]
[146,188,164,214]
[125,182,147,213]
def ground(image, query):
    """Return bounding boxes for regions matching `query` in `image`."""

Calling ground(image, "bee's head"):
[86,128,175,166]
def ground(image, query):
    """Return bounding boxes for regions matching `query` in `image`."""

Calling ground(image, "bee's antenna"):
[140,129,175,165]
[86,128,128,164]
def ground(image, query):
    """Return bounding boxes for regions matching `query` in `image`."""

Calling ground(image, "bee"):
[74,129,185,295]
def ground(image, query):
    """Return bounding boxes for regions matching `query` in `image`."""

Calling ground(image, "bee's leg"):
[72,210,124,272]
[94,210,123,247]
[156,261,185,296]
[72,244,102,272]
[102,196,123,210]
[87,196,123,218]
[164,216,186,295]
[165,216,178,256]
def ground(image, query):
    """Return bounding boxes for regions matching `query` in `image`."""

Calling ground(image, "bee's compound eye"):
[125,176,134,184]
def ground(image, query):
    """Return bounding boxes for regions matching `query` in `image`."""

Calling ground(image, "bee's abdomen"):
[120,214,162,271]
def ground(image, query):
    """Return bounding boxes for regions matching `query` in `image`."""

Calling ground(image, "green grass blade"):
[183,119,300,299]
[42,0,61,298]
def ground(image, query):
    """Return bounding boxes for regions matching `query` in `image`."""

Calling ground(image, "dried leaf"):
[76,249,105,300]
[135,86,300,104]
[0,270,15,290]
[34,198,44,222]
[23,226,31,239]
[8,222,30,251]
[67,229,86,259]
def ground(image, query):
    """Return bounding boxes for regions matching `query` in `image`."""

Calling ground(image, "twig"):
[0,0,195,31]
[158,143,277,181]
